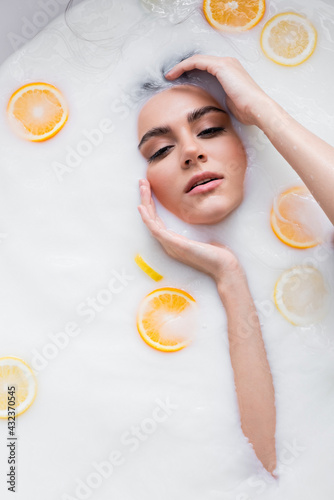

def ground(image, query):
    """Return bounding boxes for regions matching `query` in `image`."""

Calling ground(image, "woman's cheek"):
[146,166,172,203]
[227,140,247,176]
[147,165,164,187]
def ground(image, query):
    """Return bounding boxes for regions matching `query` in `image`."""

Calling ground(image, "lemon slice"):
[134,254,163,281]
[273,266,329,326]
[203,0,265,32]
[0,357,37,418]
[136,287,197,352]
[260,12,317,66]
[7,82,69,141]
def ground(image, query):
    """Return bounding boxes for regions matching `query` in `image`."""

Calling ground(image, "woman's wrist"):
[215,263,248,304]
[252,96,288,136]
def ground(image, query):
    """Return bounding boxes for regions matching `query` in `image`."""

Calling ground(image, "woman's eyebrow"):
[138,106,226,150]
[138,126,171,151]
[188,105,227,123]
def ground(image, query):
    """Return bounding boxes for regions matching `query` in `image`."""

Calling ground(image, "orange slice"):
[134,254,163,281]
[136,287,197,352]
[7,82,69,141]
[203,0,265,32]
[0,357,37,418]
[270,185,323,249]
[260,12,317,66]
[273,266,329,326]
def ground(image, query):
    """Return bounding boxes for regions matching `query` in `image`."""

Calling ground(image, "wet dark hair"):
[132,49,203,104]
[129,48,227,113]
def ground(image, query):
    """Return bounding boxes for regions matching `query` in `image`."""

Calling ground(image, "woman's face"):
[137,84,247,224]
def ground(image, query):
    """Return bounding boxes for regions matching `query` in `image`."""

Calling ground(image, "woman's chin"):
[179,199,243,225]
[186,213,229,225]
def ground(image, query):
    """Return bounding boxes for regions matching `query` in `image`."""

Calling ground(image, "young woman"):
[136,54,334,475]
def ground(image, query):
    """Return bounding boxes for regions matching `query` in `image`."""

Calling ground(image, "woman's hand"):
[165,54,273,126]
[138,178,242,284]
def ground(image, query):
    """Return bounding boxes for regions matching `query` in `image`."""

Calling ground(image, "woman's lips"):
[186,178,223,195]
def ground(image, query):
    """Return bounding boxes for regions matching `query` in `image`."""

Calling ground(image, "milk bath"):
[1,0,334,498]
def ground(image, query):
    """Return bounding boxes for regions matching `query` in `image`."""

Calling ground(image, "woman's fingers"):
[138,202,185,257]
[139,179,151,208]
[165,54,224,80]
[137,179,235,276]
[138,180,168,234]
[138,203,162,238]
[138,189,187,249]
[138,201,238,278]
[164,54,270,126]
[139,180,158,221]
[139,185,153,219]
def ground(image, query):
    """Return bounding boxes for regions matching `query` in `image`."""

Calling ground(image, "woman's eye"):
[198,127,226,137]
[148,145,173,163]
[146,128,225,163]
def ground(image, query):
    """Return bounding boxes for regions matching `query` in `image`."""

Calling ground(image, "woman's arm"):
[216,266,276,475]
[253,99,334,225]
[138,179,277,474]
[165,55,334,225]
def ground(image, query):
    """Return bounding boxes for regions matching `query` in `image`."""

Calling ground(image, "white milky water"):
[0,0,334,498]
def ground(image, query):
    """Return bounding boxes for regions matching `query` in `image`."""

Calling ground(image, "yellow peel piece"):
[135,254,163,281]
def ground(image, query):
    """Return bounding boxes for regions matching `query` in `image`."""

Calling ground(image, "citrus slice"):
[134,254,163,281]
[0,357,37,418]
[136,287,197,352]
[273,266,329,326]
[270,185,324,249]
[7,82,69,141]
[203,0,265,32]
[260,12,317,66]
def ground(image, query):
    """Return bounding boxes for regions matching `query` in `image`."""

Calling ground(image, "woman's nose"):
[181,136,207,169]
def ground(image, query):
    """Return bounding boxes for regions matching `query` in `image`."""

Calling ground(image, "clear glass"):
[140,0,200,24]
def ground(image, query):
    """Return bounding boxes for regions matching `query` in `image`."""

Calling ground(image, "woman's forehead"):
[141,84,219,111]
[137,84,221,132]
